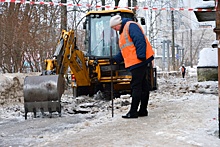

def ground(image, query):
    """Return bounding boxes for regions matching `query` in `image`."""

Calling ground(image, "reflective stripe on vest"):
[120,31,134,49]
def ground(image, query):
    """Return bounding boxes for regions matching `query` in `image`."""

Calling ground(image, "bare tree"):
[0,3,61,73]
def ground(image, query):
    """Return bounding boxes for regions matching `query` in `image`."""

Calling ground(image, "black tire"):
[113,91,120,99]
[33,108,36,118]
[94,83,103,94]
[76,86,90,96]
[72,87,77,98]
[40,108,45,116]
[57,104,61,117]
[48,108,52,118]
[102,83,111,100]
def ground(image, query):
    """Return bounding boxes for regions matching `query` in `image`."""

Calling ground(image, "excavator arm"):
[59,30,90,86]
[43,30,90,86]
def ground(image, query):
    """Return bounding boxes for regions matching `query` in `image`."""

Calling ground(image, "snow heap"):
[0,72,40,105]
[197,48,218,67]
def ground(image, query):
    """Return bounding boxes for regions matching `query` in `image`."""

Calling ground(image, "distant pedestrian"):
[181,65,186,78]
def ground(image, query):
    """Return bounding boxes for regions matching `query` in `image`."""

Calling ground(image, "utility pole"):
[162,40,166,71]
[213,0,220,139]
[181,31,184,65]
[190,29,193,68]
[61,0,67,31]
[171,10,176,70]
[176,45,179,68]
[101,0,105,10]
[167,40,171,71]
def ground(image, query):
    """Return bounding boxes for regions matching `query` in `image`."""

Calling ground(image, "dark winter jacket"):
[113,18,154,71]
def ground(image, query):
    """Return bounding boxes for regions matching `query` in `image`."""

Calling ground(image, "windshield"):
[90,16,119,57]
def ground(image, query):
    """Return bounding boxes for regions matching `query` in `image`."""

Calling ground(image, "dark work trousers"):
[130,64,150,114]
[182,72,185,78]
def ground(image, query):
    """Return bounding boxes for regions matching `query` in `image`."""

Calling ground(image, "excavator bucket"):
[23,74,65,119]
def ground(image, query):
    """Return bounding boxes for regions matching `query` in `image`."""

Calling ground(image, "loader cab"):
[83,9,135,59]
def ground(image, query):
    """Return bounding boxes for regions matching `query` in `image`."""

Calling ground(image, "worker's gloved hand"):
[109,57,116,64]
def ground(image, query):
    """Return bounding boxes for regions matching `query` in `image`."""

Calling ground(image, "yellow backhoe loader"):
[23,9,157,119]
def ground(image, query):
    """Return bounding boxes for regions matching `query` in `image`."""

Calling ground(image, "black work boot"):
[138,91,149,117]
[122,112,138,118]
[122,95,140,119]
[138,110,148,117]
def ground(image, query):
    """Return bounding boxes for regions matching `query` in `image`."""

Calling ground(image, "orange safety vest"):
[182,67,185,72]
[119,21,154,68]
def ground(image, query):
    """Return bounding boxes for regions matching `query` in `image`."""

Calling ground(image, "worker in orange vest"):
[110,15,154,119]
[181,65,186,78]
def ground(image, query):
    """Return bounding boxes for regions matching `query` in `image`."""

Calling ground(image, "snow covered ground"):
[0,67,220,146]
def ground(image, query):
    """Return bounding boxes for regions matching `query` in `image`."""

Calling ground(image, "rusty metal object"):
[23,74,65,119]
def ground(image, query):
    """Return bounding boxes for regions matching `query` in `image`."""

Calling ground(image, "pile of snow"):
[186,66,197,77]
[198,48,218,67]
[0,73,40,105]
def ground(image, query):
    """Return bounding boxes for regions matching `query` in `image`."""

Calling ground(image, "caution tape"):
[0,0,217,11]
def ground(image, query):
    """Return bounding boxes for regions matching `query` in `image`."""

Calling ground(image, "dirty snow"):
[0,68,220,146]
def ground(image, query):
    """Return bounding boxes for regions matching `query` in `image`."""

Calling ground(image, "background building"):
[135,0,216,71]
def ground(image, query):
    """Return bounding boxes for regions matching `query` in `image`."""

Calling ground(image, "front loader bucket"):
[23,74,65,119]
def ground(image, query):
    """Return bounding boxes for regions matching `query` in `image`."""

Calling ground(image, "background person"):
[181,65,186,78]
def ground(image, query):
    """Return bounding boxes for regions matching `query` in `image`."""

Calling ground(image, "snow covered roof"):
[194,1,215,9]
